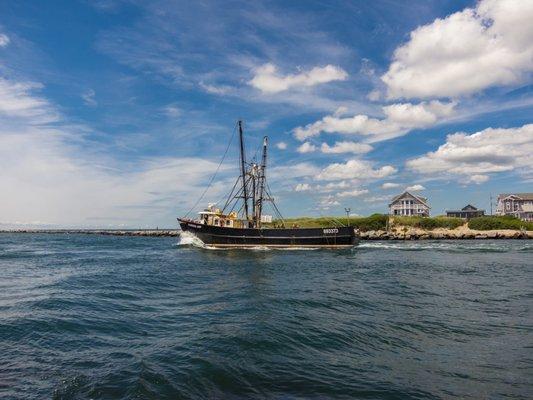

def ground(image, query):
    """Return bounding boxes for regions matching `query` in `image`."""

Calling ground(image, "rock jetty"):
[0,229,180,237]
[360,227,532,240]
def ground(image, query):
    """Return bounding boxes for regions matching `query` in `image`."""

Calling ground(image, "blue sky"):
[0,0,532,228]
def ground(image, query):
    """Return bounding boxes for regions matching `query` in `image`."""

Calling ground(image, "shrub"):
[348,214,388,231]
[468,216,533,231]
[271,213,388,231]
[391,216,464,230]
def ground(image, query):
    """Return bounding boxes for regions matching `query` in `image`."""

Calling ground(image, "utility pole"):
[490,194,493,216]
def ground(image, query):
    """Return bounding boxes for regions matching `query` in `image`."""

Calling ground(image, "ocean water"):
[0,234,532,400]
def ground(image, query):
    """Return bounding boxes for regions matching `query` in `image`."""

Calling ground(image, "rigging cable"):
[183,121,238,218]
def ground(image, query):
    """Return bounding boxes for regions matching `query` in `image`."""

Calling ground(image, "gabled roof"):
[389,191,430,207]
[462,204,478,211]
[498,193,533,201]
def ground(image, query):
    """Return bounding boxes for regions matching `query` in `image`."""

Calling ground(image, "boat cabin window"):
[214,219,219,226]
[226,220,231,226]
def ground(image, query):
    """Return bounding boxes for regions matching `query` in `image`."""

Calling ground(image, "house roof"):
[462,204,478,210]
[446,207,485,213]
[389,191,430,207]
[498,193,533,201]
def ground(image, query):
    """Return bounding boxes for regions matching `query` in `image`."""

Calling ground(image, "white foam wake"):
[176,231,208,248]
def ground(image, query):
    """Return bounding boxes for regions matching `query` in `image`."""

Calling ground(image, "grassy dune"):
[269,214,533,231]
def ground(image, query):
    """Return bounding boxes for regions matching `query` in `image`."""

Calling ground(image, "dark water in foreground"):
[0,234,532,400]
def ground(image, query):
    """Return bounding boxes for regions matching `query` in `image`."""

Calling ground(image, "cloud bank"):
[407,124,533,184]
[382,0,533,99]
[294,101,455,142]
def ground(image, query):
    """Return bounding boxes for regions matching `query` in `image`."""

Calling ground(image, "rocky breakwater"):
[360,227,532,240]
[1,229,181,237]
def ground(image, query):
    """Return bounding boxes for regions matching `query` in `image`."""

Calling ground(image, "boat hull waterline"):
[178,218,358,249]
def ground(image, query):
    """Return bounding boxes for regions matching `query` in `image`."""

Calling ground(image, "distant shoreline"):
[1,228,531,240]
[0,229,180,237]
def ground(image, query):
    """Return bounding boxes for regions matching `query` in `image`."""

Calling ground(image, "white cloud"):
[317,195,340,209]
[407,124,533,183]
[467,174,489,184]
[381,182,400,189]
[297,142,317,153]
[382,0,533,99]
[294,183,311,192]
[249,63,348,93]
[367,89,381,102]
[269,162,320,181]
[163,104,182,117]
[293,100,455,143]
[363,195,391,203]
[405,184,425,192]
[320,141,373,154]
[0,127,224,227]
[0,78,59,123]
[319,181,351,191]
[199,81,231,95]
[81,89,97,107]
[316,159,397,181]
[0,33,10,47]
[337,188,369,198]
[276,141,287,150]
[0,74,229,227]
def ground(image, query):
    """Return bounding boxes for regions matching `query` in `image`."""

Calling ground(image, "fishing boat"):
[178,121,359,248]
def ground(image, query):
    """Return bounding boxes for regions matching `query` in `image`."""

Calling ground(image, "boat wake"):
[358,240,532,252]
[176,231,209,248]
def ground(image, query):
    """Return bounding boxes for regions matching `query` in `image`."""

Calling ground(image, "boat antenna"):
[183,121,237,218]
[238,120,250,222]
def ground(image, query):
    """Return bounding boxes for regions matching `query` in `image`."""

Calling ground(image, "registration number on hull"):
[323,228,339,234]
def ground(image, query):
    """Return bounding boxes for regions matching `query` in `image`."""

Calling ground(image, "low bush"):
[391,216,464,230]
[345,214,388,232]
[271,213,388,231]
[468,216,533,231]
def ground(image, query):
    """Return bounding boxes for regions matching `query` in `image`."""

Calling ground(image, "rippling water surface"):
[1,234,532,399]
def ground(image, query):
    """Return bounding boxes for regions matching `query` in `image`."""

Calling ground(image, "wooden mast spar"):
[238,120,250,225]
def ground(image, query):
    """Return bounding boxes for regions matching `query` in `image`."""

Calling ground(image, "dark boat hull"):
[178,218,358,248]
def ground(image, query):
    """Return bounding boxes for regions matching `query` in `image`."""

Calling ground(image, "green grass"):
[269,214,388,232]
[266,214,533,232]
[391,216,464,230]
[467,215,533,231]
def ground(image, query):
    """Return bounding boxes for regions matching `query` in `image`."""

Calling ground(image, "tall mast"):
[238,120,249,222]
[256,136,268,227]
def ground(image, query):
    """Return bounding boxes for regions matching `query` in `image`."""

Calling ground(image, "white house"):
[389,191,430,217]
[496,193,533,221]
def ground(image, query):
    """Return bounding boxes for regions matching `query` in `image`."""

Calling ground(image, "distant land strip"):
[0,229,180,237]
[1,227,531,240]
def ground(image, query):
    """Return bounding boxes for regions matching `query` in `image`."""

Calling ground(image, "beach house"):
[496,193,533,221]
[389,191,430,217]
[446,204,485,219]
